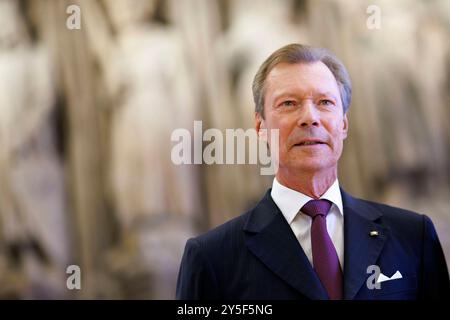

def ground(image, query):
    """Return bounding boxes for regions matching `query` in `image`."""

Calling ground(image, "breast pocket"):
[374,275,418,300]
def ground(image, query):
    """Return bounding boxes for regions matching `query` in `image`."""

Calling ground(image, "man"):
[176,44,450,300]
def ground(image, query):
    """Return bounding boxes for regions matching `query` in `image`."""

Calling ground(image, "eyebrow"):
[272,90,339,102]
[316,91,339,101]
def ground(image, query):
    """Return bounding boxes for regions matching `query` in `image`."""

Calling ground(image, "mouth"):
[293,140,326,147]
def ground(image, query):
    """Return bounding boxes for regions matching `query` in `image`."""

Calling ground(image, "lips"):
[294,139,326,147]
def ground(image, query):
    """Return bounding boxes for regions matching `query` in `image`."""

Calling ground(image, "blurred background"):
[0,0,448,299]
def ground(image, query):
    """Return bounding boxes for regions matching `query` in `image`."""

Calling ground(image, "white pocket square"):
[377,270,403,283]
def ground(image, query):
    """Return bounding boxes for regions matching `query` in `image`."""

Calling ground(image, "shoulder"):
[364,200,442,245]
[362,199,424,222]
[348,194,434,236]
[187,189,276,253]
[186,210,251,256]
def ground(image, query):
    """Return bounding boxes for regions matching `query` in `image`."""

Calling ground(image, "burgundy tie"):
[301,199,343,300]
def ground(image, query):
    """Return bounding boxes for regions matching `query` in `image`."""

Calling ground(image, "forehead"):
[265,61,340,97]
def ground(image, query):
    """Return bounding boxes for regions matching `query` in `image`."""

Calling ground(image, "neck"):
[276,167,337,199]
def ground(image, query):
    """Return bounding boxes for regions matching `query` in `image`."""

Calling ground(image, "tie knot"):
[301,199,332,218]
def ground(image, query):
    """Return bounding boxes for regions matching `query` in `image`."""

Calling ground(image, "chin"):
[283,161,323,173]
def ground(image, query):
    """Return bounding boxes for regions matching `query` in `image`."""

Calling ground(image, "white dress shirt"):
[270,178,344,269]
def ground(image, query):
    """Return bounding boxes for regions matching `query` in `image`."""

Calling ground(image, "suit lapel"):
[243,191,328,300]
[341,189,390,300]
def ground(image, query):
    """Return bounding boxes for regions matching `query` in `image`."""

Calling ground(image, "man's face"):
[256,62,348,176]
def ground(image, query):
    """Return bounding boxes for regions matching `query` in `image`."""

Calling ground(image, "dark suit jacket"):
[176,189,450,299]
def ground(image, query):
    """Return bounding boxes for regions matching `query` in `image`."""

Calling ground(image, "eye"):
[319,99,334,106]
[280,100,296,107]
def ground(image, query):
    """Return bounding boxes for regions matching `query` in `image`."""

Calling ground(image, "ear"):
[342,113,348,139]
[255,112,267,141]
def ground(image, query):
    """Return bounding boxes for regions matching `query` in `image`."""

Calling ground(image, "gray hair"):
[252,43,352,117]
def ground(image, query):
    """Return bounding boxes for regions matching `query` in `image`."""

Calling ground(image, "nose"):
[297,101,320,128]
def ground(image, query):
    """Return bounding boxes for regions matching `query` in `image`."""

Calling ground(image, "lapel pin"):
[370,230,379,237]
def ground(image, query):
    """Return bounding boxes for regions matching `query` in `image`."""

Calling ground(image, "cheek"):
[331,130,345,158]
[278,128,295,157]
[327,118,346,141]
[266,118,291,146]
[279,127,291,142]
[334,139,344,154]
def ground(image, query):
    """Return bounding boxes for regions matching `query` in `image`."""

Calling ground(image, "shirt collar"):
[271,177,344,224]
